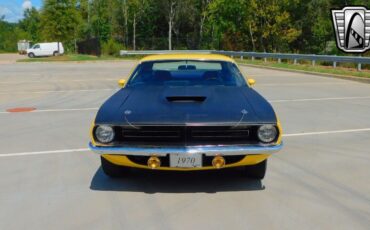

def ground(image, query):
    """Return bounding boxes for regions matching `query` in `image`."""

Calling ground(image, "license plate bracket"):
[169,154,202,168]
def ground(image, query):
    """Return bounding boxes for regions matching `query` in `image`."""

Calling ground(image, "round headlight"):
[95,125,115,143]
[257,125,277,143]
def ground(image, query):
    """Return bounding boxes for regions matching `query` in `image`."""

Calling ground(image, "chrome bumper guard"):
[89,142,283,156]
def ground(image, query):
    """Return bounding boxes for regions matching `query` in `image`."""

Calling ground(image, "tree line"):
[1,0,370,55]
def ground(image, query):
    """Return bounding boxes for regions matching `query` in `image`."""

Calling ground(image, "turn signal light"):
[212,155,225,169]
[147,156,161,169]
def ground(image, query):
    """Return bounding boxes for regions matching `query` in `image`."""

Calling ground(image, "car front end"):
[89,54,283,179]
[90,122,283,171]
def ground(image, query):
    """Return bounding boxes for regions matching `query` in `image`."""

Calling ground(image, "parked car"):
[89,54,283,179]
[27,42,64,58]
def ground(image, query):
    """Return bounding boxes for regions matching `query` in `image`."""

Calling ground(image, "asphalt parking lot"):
[0,59,370,230]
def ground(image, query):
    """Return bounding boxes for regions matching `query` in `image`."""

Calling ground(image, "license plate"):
[169,154,202,168]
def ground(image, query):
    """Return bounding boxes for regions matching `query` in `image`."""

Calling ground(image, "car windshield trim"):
[127,60,247,87]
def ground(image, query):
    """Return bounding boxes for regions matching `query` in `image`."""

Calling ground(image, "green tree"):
[75,0,93,39]
[198,0,213,48]
[157,0,192,50]
[248,0,301,52]
[129,0,150,50]
[89,0,112,42]
[19,7,41,42]
[206,0,248,50]
[40,0,82,51]
[3,0,368,53]
[0,17,25,52]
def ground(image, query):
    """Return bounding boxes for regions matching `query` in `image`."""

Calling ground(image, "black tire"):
[53,51,59,56]
[244,160,267,179]
[101,156,130,178]
[28,53,35,58]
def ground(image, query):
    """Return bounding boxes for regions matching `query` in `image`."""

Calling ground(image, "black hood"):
[95,85,276,125]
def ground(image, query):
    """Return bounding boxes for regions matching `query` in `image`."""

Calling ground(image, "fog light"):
[212,155,225,169]
[147,156,161,169]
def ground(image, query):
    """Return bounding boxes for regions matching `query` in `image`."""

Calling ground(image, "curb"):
[238,63,370,84]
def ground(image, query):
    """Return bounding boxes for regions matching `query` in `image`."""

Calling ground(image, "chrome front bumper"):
[89,142,283,156]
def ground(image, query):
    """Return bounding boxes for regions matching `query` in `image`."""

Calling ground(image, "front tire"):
[28,53,35,58]
[101,156,130,178]
[244,160,267,179]
[53,51,59,56]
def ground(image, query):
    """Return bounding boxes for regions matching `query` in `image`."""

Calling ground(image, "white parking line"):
[0,79,117,84]
[0,107,98,114]
[258,82,349,86]
[0,88,115,95]
[0,148,89,158]
[1,128,370,158]
[270,96,370,103]
[283,128,370,137]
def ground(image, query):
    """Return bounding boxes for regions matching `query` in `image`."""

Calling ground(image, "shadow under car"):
[90,167,265,193]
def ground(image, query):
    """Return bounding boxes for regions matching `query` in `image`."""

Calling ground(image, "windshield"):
[127,60,247,87]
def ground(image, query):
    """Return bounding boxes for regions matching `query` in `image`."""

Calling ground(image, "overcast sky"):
[0,0,42,22]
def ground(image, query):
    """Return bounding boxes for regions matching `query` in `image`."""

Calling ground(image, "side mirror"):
[248,78,256,86]
[118,79,126,88]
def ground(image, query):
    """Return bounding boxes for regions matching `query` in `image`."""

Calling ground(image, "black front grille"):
[115,125,258,146]
[188,126,252,145]
[120,126,185,145]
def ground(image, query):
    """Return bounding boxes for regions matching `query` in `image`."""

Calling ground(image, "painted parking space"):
[0,61,369,229]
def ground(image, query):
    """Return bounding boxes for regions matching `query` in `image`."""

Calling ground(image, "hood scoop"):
[166,96,206,103]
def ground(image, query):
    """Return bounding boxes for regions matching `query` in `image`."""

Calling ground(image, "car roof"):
[139,53,236,63]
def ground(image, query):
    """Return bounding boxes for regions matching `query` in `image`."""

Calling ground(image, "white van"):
[27,42,64,58]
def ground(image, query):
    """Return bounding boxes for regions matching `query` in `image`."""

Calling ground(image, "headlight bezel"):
[257,124,278,144]
[94,125,115,144]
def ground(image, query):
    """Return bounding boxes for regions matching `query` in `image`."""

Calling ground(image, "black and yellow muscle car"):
[89,54,283,179]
